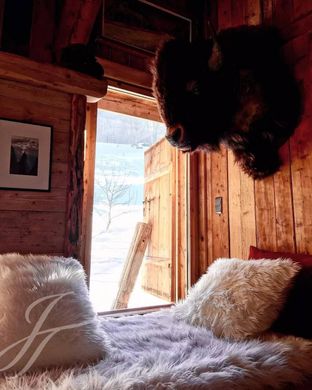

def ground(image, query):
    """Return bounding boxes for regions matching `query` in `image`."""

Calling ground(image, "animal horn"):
[207,20,223,71]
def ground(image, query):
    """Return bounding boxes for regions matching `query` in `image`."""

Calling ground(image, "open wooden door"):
[141,138,176,301]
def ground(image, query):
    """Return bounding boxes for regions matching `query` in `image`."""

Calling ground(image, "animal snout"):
[166,125,185,145]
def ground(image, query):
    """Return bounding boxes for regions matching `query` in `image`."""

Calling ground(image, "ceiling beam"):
[29,0,55,62]
[54,0,102,62]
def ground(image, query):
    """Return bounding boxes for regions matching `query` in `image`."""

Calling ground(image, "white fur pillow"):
[0,253,108,374]
[174,258,300,340]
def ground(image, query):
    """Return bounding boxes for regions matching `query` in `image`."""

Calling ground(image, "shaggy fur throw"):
[0,310,312,389]
[173,258,300,339]
[0,254,107,374]
[152,25,301,179]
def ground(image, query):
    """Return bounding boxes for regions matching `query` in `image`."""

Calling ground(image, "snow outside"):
[90,109,168,312]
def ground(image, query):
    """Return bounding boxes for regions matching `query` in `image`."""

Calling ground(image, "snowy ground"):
[89,143,169,313]
[90,205,168,312]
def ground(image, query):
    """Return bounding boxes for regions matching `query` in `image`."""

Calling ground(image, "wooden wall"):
[0,78,87,260]
[192,0,312,281]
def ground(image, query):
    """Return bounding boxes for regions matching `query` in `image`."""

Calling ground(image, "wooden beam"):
[64,94,86,261]
[81,103,98,284]
[29,0,55,62]
[96,57,153,91]
[107,79,153,98]
[98,89,161,122]
[0,51,107,102]
[112,222,152,309]
[54,0,102,62]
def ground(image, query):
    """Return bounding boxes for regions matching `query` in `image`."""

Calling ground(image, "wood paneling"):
[0,77,71,256]
[192,0,312,282]
[0,211,66,254]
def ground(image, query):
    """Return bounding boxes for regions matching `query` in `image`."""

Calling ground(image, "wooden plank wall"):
[193,0,312,278]
[0,78,74,256]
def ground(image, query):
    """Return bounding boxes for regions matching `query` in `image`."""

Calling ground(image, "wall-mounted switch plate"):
[215,197,222,214]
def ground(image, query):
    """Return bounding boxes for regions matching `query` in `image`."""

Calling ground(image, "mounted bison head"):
[152,25,301,179]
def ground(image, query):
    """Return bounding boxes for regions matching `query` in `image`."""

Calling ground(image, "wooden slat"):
[51,132,70,164]
[189,152,199,284]
[64,95,86,261]
[141,259,171,300]
[206,153,214,266]
[240,173,256,258]
[197,152,208,275]
[0,211,66,254]
[50,162,69,189]
[228,151,243,258]
[255,177,277,251]
[0,78,71,109]
[113,222,152,309]
[0,51,108,102]
[0,96,71,133]
[99,89,161,122]
[291,117,312,254]
[81,103,98,281]
[0,188,67,212]
[29,0,55,62]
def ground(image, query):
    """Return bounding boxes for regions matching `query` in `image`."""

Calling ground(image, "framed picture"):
[0,119,52,191]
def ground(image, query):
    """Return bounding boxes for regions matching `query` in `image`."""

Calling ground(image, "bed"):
[0,309,312,389]
[0,251,311,389]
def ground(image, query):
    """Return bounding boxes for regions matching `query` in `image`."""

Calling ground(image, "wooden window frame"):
[82,87,191,312]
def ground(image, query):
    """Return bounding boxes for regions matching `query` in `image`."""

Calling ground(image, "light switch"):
[215,197,222,214]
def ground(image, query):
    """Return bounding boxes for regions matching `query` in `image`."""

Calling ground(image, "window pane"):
[90,109,172,312]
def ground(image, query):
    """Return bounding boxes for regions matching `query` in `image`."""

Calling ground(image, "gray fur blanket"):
[1,309,312,389]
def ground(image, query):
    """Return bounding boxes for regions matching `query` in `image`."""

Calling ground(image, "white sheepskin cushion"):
[174,258,300,340]
[0,253,108,374]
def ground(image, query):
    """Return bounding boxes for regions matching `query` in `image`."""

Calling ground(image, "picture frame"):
[0,119,52,191]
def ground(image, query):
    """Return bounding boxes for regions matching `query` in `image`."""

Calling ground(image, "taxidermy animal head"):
[152,25,301,179]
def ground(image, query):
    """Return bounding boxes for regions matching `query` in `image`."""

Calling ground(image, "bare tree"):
[94,166,136,233]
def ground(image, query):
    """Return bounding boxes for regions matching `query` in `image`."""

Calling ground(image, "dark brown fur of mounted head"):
[152,25,301,179]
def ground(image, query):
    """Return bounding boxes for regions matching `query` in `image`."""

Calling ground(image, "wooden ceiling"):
[0,0,210,95]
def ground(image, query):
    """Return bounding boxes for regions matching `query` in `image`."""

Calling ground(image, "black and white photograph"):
[0,119,52,191]
[10,136,39,176]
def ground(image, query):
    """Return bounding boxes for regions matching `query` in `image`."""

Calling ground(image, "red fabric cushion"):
[249,246,312,268]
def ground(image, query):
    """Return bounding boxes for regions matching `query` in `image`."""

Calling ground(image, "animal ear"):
[208,42,223,71]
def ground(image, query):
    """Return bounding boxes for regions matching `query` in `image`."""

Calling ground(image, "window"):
[83,90,189,314]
